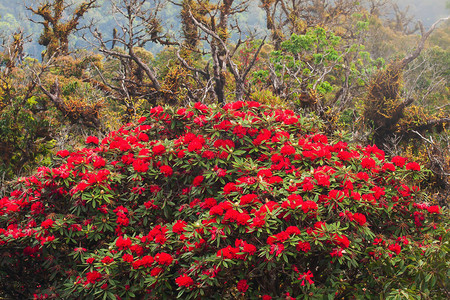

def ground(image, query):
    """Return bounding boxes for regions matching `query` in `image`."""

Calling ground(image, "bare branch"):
[176,49,209,78]
[188,10,229,51]
[242,37,266,80]
[129,46,161,91]
[400,16,450,68]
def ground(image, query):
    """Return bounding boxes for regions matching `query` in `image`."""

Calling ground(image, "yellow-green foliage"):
[363,62,403,128]
[250,89,288,107]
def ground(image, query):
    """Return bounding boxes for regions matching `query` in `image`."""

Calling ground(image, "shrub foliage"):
[0,102,448,299]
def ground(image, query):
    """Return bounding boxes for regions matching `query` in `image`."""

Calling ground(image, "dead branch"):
[400,16,450,68]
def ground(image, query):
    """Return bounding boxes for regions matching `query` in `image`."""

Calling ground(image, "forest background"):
[0,0,449,206]
[0,0,448,57]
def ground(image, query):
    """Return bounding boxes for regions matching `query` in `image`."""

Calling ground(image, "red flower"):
[275,232,290,242]
[298,270,314,286]
[130,244,144,256]
[284,116,298,125]
[172,220,187,233]
[116,216,129,226]
[233,125,248,138]
[86,271,102,284]
[215,167,227,177]
[192,175,204,186]
[93,157,106,168]
[150,105,163,115]
[330,248,343,258]
[334,234,350,249]
[427,205,441,214]
[133,255,154,269]
[86,257,95,264]
[188,140,203,152]
[361,157,376,169]
[296,241,311,252]
[352,213,367,226]
[152,144,166,155]
[337,151,352,161]
[200,198,217,209]
[194,102,208,112]
[314,173,330,187]
[280,144,296,156]
[122,254,133,262]
[236,212,250,225]
[151,267,164,276]
[240,194,258,205]
[223,209,240,223]
[176,274,194,287]
[371,186,385,199]
[150,185,161,193]
[396,236,409,245]
[392,156,407,167]
[223,182,237,194]
[406,162,420,171]
[41,219,54,229]
[237,279,249,293]
[302,177,315,191]
[137,132,149,142]
[357,172,369,181]
[155,253,173,266]
[241,242,257,255]
[178,150,185,158]
[31,202,45,215]
[257,169,272,178]
[382,162,396,172]
[268,176,283,184]
[57,150,70,157]
[270,243,285,256]
[116,236,132,250]
[312,134,328,143]
[202,150,215,159]
[388,243,401,255]
[302,201,318,213]
[86,136,99,145]
[160,165,173,177]
[217,245,237,259]
[286,226,301,235]
[209,205,224,216]
[101,256,114,264]
[133,160,149,173]
[214,120,233,131]
[250,215,265,228]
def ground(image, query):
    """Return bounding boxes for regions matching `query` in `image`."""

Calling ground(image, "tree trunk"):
[214,74,226,105]
[235,79,244,101]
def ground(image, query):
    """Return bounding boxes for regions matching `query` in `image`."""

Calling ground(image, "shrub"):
[0,102,448,299]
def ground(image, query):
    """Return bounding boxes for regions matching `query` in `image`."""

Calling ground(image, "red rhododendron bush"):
[1,102,448,299]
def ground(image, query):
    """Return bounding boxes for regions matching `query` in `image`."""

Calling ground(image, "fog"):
[395,0,449,26]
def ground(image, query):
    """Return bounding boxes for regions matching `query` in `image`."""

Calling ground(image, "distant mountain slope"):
[0,0,446,58]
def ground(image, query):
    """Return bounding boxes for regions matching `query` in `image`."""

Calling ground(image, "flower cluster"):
[0,102,447,299]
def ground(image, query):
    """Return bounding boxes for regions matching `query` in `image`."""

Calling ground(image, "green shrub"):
[0,102,448,299]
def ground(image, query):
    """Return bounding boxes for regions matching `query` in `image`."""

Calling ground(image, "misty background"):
[0,0,448,58]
